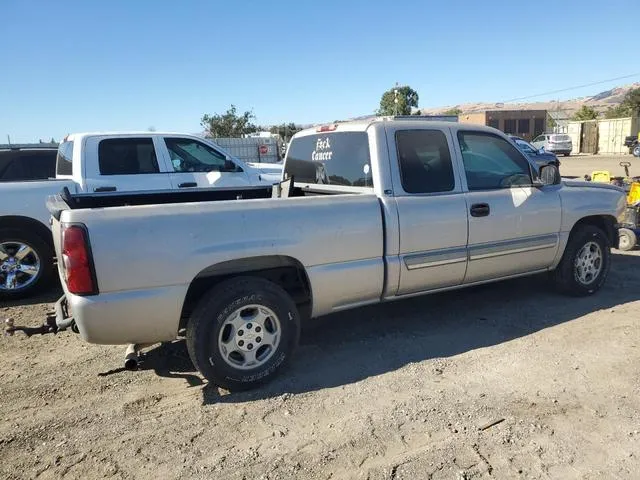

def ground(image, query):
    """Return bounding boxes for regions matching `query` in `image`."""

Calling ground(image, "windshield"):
[514,138,537,154]
[284,132,372,188]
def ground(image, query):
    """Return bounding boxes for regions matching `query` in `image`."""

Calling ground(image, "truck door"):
[454,129,561,284]
[159,137,253,189]
[83,136,173,193]
[386,126,469,295]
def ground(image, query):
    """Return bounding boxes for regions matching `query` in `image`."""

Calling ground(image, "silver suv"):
[532,133,573,156]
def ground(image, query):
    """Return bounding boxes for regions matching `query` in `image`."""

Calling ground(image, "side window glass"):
[98,138,159,175]
[457,131,532,191]
[164,138,231,172]
[396,130,455,194]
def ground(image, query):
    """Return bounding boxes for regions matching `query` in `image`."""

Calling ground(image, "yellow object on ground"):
[628,182,640,205]
[590,171,611,183]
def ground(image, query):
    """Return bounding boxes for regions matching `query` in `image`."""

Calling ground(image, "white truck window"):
[164,138,231,172]
[56,141,74,176]
[98,138,159,175]
[285,132,372,187]
[396,130,455,194]
[458,131,532,190]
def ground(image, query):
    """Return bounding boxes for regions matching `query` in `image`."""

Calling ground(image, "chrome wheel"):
[0,241,41,291]
[217,304,281,370]
[574,241,603,286]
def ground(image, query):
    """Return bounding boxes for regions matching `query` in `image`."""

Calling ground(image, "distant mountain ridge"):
[345,82,640,123]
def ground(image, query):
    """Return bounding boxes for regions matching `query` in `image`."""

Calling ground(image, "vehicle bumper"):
[547,148,572,155]
[66,285,187,345]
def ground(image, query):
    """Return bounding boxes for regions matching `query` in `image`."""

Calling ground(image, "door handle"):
[470,203,490,217]
[94,186,116,192]
[178,182,197,188]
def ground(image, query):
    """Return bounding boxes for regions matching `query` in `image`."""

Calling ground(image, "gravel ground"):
[1,249,639,480]
[559,154,637,179]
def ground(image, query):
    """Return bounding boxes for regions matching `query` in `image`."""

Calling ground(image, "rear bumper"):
[66,285,188,345]
[547,147,572,154]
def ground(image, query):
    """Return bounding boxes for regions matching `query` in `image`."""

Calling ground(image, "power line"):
[502,73,640,103]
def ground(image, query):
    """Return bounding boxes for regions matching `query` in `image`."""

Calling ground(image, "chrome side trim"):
[469,234,558,261]
[404,246,467,270]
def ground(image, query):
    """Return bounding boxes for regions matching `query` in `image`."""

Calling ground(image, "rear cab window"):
[284,131,372,190]
[56,141,74,176]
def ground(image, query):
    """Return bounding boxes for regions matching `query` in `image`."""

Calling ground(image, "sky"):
[1,0,638,143]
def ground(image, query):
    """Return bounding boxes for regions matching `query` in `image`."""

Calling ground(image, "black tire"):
[633,145,640,158]
[0,228,54,300]
[552,225,610,296]
[186,276,300,391]
[618,228,637,252]
[564,153,570,157]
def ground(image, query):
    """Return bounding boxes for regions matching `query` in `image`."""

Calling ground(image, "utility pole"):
[394,82,399,116]
[6,135,11,146]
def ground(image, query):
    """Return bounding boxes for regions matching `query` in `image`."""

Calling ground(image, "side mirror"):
[538,147,545,154]
[539,164,561,186]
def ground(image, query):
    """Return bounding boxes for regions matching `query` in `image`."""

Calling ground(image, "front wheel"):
[618,228,637,251]
[552,225,610,296]
[633,145,640,158]
[186,277,300,391]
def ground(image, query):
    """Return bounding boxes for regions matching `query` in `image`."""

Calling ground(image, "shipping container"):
[597,117,640,154]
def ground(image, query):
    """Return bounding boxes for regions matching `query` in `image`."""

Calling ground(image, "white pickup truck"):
[10,118,626,390]
[0,132,282,299]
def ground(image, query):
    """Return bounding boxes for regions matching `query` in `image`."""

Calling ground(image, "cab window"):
[164,138,236,172]
[396,130,455,194]
[458,131,532,190]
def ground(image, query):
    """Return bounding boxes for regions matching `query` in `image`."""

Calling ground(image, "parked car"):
[0,132,282,299]
[532,133,573,156]
[626,135,640,156]
[508,135,560,170]
[0,146,57,182]
[26,119,625,390]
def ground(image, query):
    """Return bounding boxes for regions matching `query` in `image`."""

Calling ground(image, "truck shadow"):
[142,253,640,404]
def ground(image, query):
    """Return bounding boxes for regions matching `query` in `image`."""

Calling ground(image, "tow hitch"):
[4,296,76,337]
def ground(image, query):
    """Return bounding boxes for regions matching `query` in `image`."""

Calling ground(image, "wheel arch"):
[179,255,312,330]
[570,214,618,249]
[0,215,54,248]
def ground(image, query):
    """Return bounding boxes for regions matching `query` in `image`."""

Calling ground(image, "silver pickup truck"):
[20,118,626,390]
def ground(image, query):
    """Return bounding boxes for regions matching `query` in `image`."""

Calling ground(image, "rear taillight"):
[62,225,97,295]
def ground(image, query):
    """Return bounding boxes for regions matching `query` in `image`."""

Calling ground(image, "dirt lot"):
[559,153,637,179]
[1,247,639,479]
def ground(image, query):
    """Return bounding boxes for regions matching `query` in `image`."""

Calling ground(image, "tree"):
[201,105,258,138]
[571,105,598,121]
[377,85,419,116]
[442,107,462,116]
[604,104,630,119]
[604,87,640,119]
[269,122,301,142]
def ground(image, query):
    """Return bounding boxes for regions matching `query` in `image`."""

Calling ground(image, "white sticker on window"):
[363,164,370,175]
[311,137,333,162]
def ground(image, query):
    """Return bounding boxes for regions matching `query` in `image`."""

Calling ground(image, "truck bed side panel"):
[60,194,385,323]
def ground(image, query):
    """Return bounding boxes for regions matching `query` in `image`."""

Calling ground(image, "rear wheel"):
[0,228,53,300]
[186,277,300,391]
[618,228,637,251]
[552,225,610,296]
[633,145,640,158]
[564,153,570,157]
